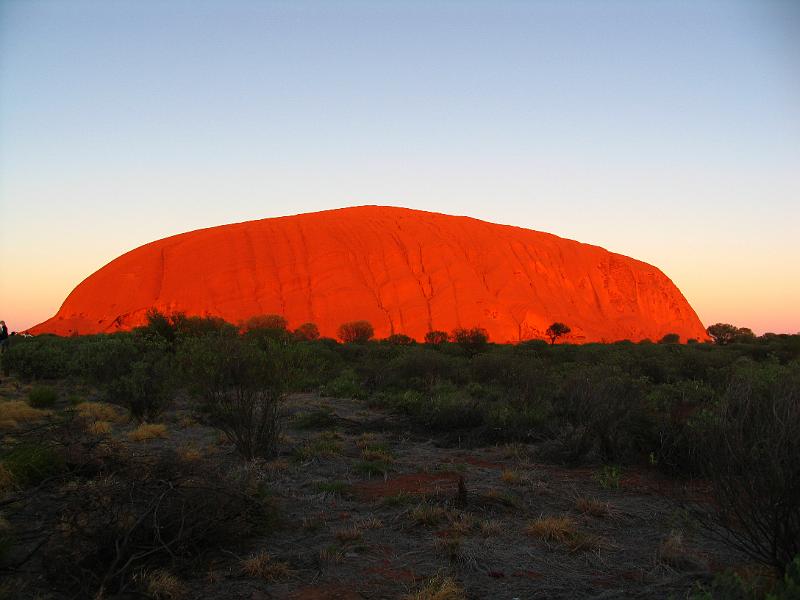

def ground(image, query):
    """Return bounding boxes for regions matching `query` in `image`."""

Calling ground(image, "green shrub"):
[320,368,365,399]
[179,332,287,460]
[694,365,800,574]
[3,337,70,380]
[28,385,58,408]
[2,443,64,487]
[106,338,174,422]
[595,465,622,490]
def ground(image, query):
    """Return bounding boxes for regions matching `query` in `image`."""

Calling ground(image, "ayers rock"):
[30,206,708,343]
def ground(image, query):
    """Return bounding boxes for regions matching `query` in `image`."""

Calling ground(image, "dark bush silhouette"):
[693,367,800,574]
[42,452,272,596]
[294,322,320,341]
[243,314,288,332]
[546,322,571,345]
[658,333,680,344]
[707,323,756,345]
[385,333,415,345]
[424,330,449,345]
[338,320,374,344]
[450,327,489,355]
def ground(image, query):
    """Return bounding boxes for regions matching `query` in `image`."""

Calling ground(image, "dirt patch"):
[351,471,461,500]
[286,584,362,600]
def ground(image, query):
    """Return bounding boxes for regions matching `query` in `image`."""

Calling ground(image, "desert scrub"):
[334,526,362,542]
[381,491,416,507]
[86,420,112,436]
[291,408,337,429]
[410,504,447,526]
[314,480,351,496]
[355,459,391,477]
[0,400,50,428]
[657,531,706,571]
[595,465,622,489]
[75,401,126,423]
[179,332,287,460]
[27,385,58,408]
[500,468,524,485]
[138,569,186,600]
[42,452,274,597]
[1,443,64,487]
[479,519,504,537]
[293,436,342,461]
[575,496,611,518]
[526,515,577,542]
[128,423,169,441]
[241,550,291,582]
[404,574,465,600]
[360,444,394,463]
[177,446,203,462]
[0,464,14,495]
[526,515,604,552]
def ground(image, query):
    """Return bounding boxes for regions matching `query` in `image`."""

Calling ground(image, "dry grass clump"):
[410,504,448,526]
[319,545,345,563]
[355,432,379,449]
[359,516,383,529]
[141,569,186,600]
[575,496,611,518]
[483,488,520,507]
[294,434,343,460]
[526,515,577,542]
[526,515,605,553]
[128,423,169,441]
[361,447,394,462]
[404,574,465,600]
[86,420,113,436]
[334,525,363,542]
[75,401,125,423]
[448,512,475,536]
[0,463,15,494]
[177,446,202,462]
[176,414,197,429]
[500,469,524,485]
[241,550,291,581]
[657,530,705,571]
[500,442,531,461]
[479,519,504,537]
[0,400,50,428]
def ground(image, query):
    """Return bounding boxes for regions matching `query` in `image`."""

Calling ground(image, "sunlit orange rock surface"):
[30,206,708,343]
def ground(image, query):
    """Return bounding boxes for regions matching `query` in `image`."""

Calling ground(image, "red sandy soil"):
[30,206,708,343]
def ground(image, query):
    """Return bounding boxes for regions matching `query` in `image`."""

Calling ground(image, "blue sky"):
[1,0,798,332]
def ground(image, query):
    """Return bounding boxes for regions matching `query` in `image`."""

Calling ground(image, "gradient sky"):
[1,0,798,334]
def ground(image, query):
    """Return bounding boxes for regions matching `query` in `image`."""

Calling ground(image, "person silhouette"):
[0,321,8,353]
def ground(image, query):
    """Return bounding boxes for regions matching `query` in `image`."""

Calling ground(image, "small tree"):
[692,369,800,574]
[707,323,756,345]
[179,333,287,460]
[658,333,680,344]
[545,322,571,345]
[450,327,489,355]
[338,320,374,344]
[293,322,320,341]
[243,314,288,333]
[424,330,449,346]
[386,333,414,345]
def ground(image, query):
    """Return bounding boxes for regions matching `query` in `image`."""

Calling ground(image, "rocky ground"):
[1,378,741,599]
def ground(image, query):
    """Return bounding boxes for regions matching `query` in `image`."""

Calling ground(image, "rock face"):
[30,206,708,342]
